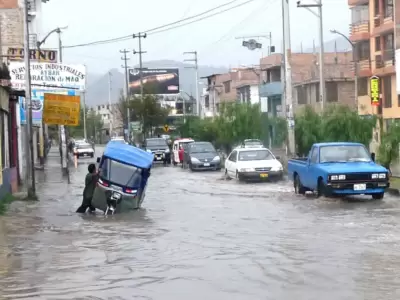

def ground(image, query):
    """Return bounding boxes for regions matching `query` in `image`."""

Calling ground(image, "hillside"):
[85,60,228,106]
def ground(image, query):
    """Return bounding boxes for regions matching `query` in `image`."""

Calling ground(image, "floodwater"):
[1,146,400,299]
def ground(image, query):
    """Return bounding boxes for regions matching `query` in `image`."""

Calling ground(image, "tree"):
[67,106,104,141]
[294,104,377,156]
[377,122,400,170]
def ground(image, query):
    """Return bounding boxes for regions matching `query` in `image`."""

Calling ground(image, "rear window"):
[100,158,143,187]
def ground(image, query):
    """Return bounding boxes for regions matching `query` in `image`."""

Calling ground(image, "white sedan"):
[225,147,283,181]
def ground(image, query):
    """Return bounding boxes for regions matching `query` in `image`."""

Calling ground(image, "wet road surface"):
[1,146,400,299]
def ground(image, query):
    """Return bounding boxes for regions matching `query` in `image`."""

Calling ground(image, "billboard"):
[9,62,86,91]
[43,94,81,126]
[19,89,77,125]
[128,68,179,95]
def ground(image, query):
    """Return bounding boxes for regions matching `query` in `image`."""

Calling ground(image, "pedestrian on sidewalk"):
[76,163,98,213]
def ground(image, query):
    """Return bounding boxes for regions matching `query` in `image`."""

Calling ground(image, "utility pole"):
[297,0,325,110]
[283,0,295,155]
[23,0,36,198]
[183,51,200,117]
[108,71,113,136]
[120,49,131,140]
[132,33,147,137]
[82,90,87,140]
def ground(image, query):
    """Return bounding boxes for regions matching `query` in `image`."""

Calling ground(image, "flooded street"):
[1,146,400,299]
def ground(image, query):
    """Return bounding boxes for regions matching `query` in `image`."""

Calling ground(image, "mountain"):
[85,60,228,106]
[302,37,352,53]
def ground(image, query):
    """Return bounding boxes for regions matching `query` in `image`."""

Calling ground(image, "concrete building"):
[201,68,259,115]
[94,103,123,137]
[349,0,396,131]
[259,52,355,115]
[236,81,260,105]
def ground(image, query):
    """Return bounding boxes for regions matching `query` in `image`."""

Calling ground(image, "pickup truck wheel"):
[317,179,331,198]
[294,175,306,195]
[372,193,384,200]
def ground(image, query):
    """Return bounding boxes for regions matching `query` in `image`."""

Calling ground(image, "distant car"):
[242,139,264,148]
[144,138,171,164]
[74,142,94,158]
[225,147,283,181]
[184,141,221,171]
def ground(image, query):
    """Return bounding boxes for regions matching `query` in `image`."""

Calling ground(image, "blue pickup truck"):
[287,142,390,199]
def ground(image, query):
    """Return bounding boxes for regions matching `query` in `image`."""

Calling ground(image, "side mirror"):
[371,152,376,162]
[275,156,281,160]
[96,157,100,163]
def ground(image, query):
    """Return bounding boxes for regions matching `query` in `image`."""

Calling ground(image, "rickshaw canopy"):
[103,142,154,169]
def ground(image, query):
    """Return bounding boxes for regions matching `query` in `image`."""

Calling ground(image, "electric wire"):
[62,0,250,49]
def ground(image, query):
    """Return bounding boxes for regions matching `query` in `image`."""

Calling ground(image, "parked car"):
[183,141,221,171]
[225,147,283,181]
[143,138,171,164]
[287,142,390,199]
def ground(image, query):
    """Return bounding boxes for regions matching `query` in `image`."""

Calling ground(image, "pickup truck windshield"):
[146,139,167,147]
[319,145,371,163]
[239,149,274,161]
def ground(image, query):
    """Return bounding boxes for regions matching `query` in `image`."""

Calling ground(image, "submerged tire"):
[317,178,331,198]
[372,193,384,200]
[294,174,306,195]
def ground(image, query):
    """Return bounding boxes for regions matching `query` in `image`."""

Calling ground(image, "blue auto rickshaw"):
[92,142,154,214]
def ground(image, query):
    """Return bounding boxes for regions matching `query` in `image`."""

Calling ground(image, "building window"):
[326,82,338,102]
[356,41,370,60]
[383,76,392,108]
[374,0,380,15]
[384,0,393,18]
[223,81,231,93]
[351,5,369,23]
[297,86,307,105]
[375,37,381,51]
[205,95,210,108]
[315,83,320,102]
[107,105,110,109]
[358,78,368,96]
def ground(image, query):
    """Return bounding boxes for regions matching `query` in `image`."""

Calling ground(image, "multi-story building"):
[259,52,355,116]
[94,103,123,136]
[349,0,396,132]
[202,68,259,115]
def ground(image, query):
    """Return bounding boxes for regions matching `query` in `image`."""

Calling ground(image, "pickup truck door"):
[304,146,319,189]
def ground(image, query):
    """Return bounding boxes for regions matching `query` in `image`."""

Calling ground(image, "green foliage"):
[0,194,14,215]
[117,88,170,137]
[377,121,400,169]
[294,104,377,156]
[68,106,104,140]
[177,102,287,153]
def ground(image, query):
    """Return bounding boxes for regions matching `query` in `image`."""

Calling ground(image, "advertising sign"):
[43,94,81,126]
[128,68,179,95]
[7,48,58,63]
[19,89,76,125]
[9,62,86,91]
[370,76,380,106]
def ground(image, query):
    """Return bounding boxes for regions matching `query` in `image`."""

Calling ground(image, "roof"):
[314,142,363,147]
[200,73,222,79]
[103,142,154,169]
[174,138,194,143]
[236,147,269,152]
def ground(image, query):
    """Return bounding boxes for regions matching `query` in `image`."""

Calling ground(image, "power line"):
[62,0,254,49]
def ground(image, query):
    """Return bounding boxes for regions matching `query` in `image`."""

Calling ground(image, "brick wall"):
[0,8,24,59]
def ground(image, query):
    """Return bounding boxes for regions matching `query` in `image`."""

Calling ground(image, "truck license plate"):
[354,183,366,191]
[203,163,210,166]
[156,156,162,160]
[260,173,268,178]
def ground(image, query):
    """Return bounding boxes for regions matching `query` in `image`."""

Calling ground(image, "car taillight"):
[125,188,137,194]
[98,178,109,187]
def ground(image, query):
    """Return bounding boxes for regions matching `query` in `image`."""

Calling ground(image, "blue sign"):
[19,89,76,125]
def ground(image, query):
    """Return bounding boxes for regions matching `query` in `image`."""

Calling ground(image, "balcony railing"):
[259,81,283,97]
[349,20,370,35]
[375,49,394,68]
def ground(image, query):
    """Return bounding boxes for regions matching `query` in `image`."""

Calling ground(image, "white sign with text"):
[9,62,86,91]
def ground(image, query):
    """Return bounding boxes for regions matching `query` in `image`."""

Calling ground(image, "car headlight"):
[330,174,346,180]
[239,168,255,172]
[191,157,200,163]
[212,156,220,161]
[373,173,386,179]
[271,165,283,171]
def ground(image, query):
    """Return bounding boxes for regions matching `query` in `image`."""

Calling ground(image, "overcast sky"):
[41,0,350,75]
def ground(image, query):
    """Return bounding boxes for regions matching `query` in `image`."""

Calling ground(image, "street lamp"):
[297,0,325,111]
[330,29,358,110]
